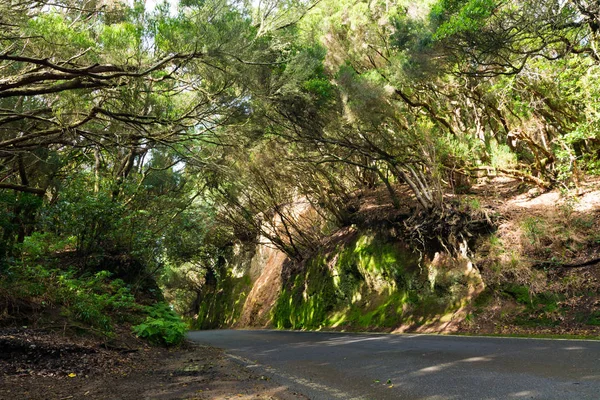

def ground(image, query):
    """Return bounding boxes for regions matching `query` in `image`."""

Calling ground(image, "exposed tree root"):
[533,257,600,269]
[403,201,496,256]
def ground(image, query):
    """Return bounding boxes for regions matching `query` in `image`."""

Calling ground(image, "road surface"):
[187,330,600,400]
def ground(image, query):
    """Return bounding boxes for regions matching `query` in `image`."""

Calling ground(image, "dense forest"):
[1,0,600,345]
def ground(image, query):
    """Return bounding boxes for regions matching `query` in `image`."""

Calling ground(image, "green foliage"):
[578,311,600,326]
[503,284,531,305]
[0,192,44,263]
[58,271,138,331]
[1,262,138,334]
[26,12,96,53]
[303,78,334,104]
[503,285,565,328]
[272,258,338,329]
[132,303,187,346]
[473,288,493,308]
[188,259,252,330]
[432,0,496,39]
[489,140,518,170]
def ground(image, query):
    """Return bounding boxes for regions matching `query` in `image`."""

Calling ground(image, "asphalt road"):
[187,330,600,400]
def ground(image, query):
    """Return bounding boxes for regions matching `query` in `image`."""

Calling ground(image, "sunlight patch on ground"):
[414,356,494,376]
[562,346,586,351]
[582,375,600,380]
[511,191,560,208]
[320,336,389,346]
[509,390,538,397]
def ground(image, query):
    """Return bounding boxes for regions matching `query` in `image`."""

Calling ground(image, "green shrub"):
[504,284,531,304]
[132,303,187,346]
[1,263,138,332]
[57,270,138,332]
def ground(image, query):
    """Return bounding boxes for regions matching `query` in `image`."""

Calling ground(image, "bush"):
[132,303,187,346]
[57,270,138,332]
[0,263,139,334]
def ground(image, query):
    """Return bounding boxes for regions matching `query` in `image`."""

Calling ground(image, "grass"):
[575,311,600,326]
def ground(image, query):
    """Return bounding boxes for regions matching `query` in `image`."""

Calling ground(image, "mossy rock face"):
[337,234,420,294]
[194,229,484,332]
[193,272,252,330]
[271,231,479,331]
[272,258,338,329]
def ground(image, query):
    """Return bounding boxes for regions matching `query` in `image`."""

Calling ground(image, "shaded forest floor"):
[0,328,306,400]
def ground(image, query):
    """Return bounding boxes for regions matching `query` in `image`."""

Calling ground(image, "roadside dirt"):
[0,328,307,400]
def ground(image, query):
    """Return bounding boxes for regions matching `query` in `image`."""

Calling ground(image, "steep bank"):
[189,178,600,338]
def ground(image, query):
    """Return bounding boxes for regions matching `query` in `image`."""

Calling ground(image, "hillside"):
[186,177,600,338]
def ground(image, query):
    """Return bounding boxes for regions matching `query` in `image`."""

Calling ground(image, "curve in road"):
[187,330,600,400]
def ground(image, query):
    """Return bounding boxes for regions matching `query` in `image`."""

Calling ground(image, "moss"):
[503,284,531,305]
[272,231,474,331]
[193,272,251,330]
[272,257,338,329]
[271,232,422,330]
[575,311,600,326]
[588,312,600,326]
[513,314,560,327]
[504,290,565,328]
[473,288,494,308]
[335,233,419,295]
[190,229,483,333]
[532,292,562,313]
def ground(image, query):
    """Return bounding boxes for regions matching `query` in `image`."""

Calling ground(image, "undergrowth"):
[132,302,187,346]
[0,263,186,346]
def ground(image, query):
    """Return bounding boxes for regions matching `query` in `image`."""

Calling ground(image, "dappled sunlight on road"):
[188,330,600,399]
[562,346,586,351]
[509,390,539,398]
[413,355,495,376]
[581,375,600,381]
[315,334,390,347]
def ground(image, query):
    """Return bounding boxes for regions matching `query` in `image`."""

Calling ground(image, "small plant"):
[584,311,600,326]
[572,216,594,229]
[489,140,518,170]
[487,234,503,251]
[503,284,531,305]
[133,303,187,346]
[463,196,481,210]
[522,217,544,245]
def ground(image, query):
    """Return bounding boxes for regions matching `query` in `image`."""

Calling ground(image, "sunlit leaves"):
[25,12,97,59]
[431,0,496,39]
[99,22,141,63]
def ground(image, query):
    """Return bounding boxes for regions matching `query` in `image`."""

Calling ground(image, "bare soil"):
[0,328,307,400]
